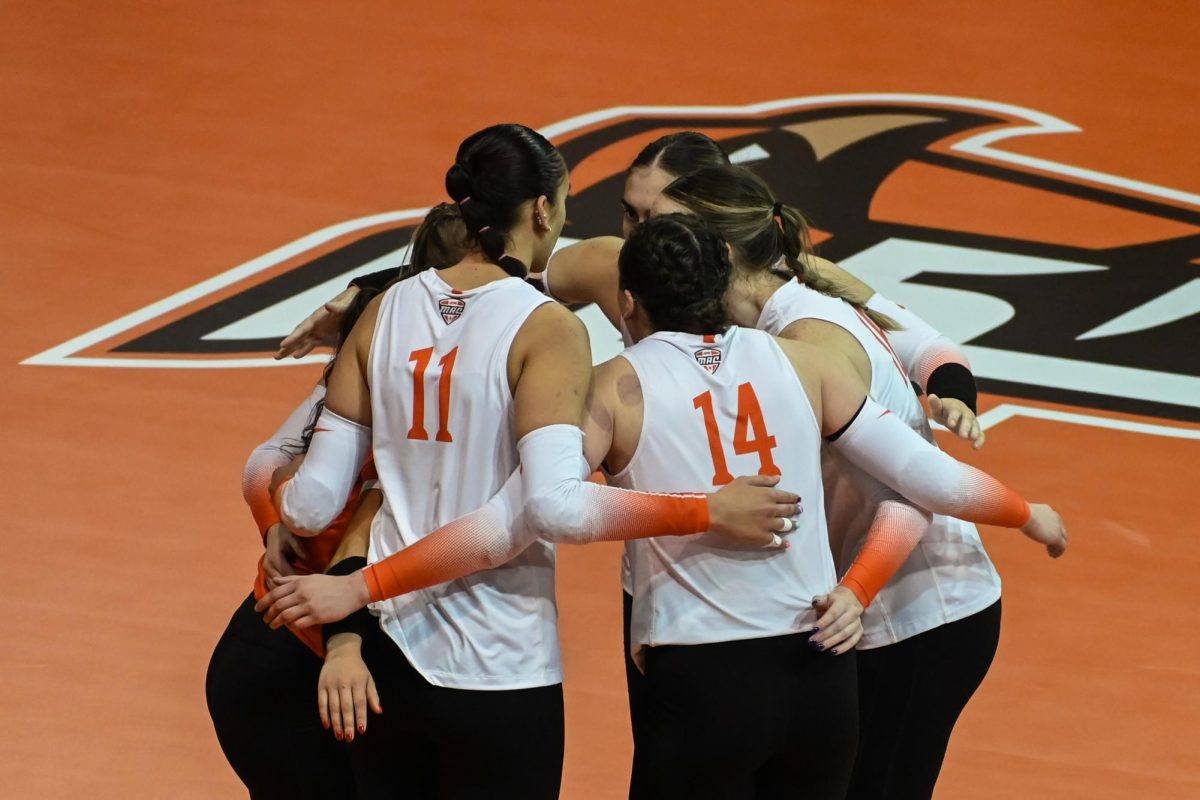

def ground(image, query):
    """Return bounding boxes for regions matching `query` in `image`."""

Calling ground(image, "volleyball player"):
[655,164,1062,798]
[266,124,799,799]
[205,289,379,798]
[205,203,472,797]
[261,213,1065,798]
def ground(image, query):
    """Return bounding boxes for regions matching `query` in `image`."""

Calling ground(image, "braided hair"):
[662,165,897,331]
[619,213,732,336]
[445,124,566,278]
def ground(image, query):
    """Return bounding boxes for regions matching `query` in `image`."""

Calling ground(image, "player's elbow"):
[279,483,341,536]
[524,488,590,543]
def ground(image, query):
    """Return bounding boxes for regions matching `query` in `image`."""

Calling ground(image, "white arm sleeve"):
[278,408,371,535]
[865,293,971,391]
[241,384,325,533]
[518,424,710,544]
[830,399,1030,527]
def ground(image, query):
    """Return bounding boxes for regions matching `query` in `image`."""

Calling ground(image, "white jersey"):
[613,327,838,667]
[757,279,1001,649]
[367,270,561,689]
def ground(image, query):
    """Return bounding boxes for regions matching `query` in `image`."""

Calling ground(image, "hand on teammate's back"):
[275,286,359,359]
[706,474,801,549]
[809,587,864,655]
[928,395,985,449]
[1020,503,1069,558]
[262,523,308,582]
[319,633,382,742]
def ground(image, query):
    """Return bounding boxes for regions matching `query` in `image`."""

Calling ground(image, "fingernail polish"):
[359,723,366,733]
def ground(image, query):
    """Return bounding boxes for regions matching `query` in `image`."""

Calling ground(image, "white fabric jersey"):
[617,317,636,595]
[757,279,1001,649]
[614,327,837,668]
[367,270,561,689]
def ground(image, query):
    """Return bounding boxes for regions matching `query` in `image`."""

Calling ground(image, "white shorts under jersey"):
[613,327,838,668]
[367,270,561,690]
[757,279,1001,649]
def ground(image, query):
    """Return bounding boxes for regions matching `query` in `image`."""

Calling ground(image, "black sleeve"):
[349,267,403,292]
[926,362,978,414]
[322,556,376,645]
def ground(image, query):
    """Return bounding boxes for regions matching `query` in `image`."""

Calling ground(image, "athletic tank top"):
[757,279,1001,649]
[367,270,561,689]
[618,318,636,595]
[612,327,837,668]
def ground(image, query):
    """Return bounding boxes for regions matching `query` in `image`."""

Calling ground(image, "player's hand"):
[275,286,360,359]
[708,474,801,549]
[1020,503,1068,558]
[810,587,863,654]
[319,633,382,742]
[256,572,371,629]
[928,395,985,449]
[263,523,309,582]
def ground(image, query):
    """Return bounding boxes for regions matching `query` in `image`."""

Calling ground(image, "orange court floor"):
[2,2,1198,798]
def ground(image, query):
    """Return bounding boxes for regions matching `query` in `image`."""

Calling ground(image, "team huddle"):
[205,124,1068,800]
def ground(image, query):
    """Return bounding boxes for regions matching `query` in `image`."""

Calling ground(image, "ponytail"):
[663,165,898,331]
[444,124,566,278]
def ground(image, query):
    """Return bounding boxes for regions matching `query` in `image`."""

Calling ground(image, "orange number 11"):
[692,383,781,485]
[408,346,459,442]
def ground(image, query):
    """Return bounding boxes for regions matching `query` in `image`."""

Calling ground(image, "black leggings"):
[632,631,859,800]
[848,599,1002,800]
[206,593,353,799]
[349,623,564,800]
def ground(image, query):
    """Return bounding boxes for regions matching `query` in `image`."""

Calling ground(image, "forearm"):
[839,498,932,607]
[831,399,1030,527]
[349,267,401,293]
[276,408,371,534]
[242,386,325,537]
[361,470,535,603]
[329,487,381,564]
[519,424,709,543]
[865,294,976,410]
[361,427,713,605]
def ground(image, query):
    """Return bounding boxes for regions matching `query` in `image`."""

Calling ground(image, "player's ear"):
[619,289,636,321]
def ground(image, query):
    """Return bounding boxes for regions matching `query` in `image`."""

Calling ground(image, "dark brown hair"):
[663,165,897,330]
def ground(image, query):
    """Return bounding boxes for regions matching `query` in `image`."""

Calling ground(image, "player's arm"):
[259,307,800,629]
[511,303,796,547]
[274,297,379,534]
[534,236,624,328]
[864,293,982,447]
[808,256,982,446]
[789,340,1067,555]
[313,486,384,743]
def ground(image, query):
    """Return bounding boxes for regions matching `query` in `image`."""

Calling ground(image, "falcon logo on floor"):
[439,297,466,325]
[27,95,1197,423]
[694,348,722,374]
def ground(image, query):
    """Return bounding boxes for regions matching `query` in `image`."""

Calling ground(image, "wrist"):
[325,632,363,655]
[836,581,869,611]
[349,571,371,607]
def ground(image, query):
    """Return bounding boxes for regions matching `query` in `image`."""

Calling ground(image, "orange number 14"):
[692,383,781,486]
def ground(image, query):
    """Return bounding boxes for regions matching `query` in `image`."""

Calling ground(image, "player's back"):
[612,326,837,666]
[366,268,561,689]
[758,279,1000,648]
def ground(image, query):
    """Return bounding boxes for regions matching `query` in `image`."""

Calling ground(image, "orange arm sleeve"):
[361,470,709,605]
[839,500,932,608]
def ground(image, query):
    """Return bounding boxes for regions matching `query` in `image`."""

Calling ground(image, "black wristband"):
[926,362,978,414]
[349,267,402,292]
[322,556,375,646]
